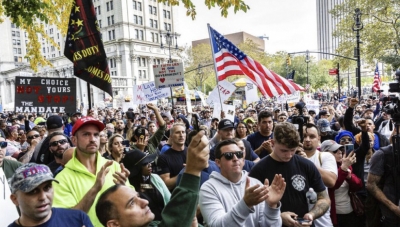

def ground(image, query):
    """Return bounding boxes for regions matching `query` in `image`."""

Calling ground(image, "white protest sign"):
[222,104,235,122]
[303,93,313,102]
[153,63,184,89]
[133,84,148,105]
[142,81,171,102]
[184,82,192,113]
[306,100,320,115]
[0,169,19,226]
[245,82,260,103]
[195,90,207,106]
[212,105,221,119]
[286,91,300,103]
[206,80,236,105]
[276,95,286,104]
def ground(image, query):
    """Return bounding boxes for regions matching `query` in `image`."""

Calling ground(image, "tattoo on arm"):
[367,173,395,210]
[309,190,330,219]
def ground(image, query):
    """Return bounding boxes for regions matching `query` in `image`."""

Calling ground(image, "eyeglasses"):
[218,151,244,160]
[27,134,40,140]
[0,141,7,148]
[50,139,68,147]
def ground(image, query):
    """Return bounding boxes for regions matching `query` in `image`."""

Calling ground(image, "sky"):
[175,0,318,54]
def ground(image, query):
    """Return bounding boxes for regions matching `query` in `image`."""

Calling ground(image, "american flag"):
[372,64,381,93]
[208,25,304,98]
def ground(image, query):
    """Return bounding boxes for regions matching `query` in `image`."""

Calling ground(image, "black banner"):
[64,0,113,97]
[14,76,77,113]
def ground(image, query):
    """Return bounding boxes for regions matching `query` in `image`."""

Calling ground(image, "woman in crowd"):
[235,121,249,139]
[5,126,21,158]
[99,130,109,157]
[106,134,125,163]
[123,149,170,221]
[321,140,362,227]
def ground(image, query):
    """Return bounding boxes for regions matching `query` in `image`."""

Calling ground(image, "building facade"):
[0,0,180,111]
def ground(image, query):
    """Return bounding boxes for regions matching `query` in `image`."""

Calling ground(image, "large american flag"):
[372,64,381,93]
[208,25,304,98]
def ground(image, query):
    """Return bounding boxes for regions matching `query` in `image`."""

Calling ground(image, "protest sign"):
[142,81,171,102]
[0,168,19,226]
[15,76,76,113]
[206,80,236,105]
[153,63,184,89]
[132,84,147,105]
[245,81,259,104]
[184,82,192,113]
[223,104,235,122]
[306,100,320,115]
[277,91,300,104]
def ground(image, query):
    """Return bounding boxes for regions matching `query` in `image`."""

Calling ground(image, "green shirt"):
[1,159,22,180]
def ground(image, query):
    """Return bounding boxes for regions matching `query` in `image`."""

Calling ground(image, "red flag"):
[372,64,381,93]
[208,25,303,97]
[64,0,113,97]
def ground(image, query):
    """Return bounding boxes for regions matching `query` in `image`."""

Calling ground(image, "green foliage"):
[331,0,400,69]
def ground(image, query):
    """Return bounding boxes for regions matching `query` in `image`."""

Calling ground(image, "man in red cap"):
[52,117,131,227]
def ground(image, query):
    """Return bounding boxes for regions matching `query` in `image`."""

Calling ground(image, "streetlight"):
[352,8,363,99]
[160,30,180,106]
[305,50,310,88]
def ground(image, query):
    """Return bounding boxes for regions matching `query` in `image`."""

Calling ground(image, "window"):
[143,70,147,78]
[138,2,142,11]
[107,16,114,25]
[99,19,102,28]
[163,10,166,18]
[57,33,59,39]
[14,56,18,62]
[167,11,170,19]
[138,16,142,25]
[167,23,171,31]
[135,29,139,39]
[155,33,158,43]
[11,23,16,28]
[110,1,113,10]
[154,20,158,28]
[133,0,137,9]
[153,6,157,15]
[13,48,17,54]
[43,47,46,53]
[110,58,116,68]
[106,2,110,11]
[139,70,142,79]
[138,57,141,66]
[134,15,138,24]
[139,30,143,40]
[12,31,15,37]
[149,5,152,14]
[141,57,146,66]
[108,30,115,40]
[12,39,16,45]
[97,6,101,15]
[150,19,153,27]
[51,46,55,51]
[151,32,155,42]
[17,40,20,45]
[18,48,21,54]
[164,22,167,31]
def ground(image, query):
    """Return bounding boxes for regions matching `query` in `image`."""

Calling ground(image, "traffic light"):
[286,56,291,66]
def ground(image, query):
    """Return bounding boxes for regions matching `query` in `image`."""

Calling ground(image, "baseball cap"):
[308,110,316,115]
[46,115,64,130]
[72,112,82,117]
[17,114,25,121]
[320,140,343,152]
[218,119,234,130]
[71,116,105,136]
[317,119,331,132]
[122,149,157,175]
[319,110,328,116]
[9,163,59,194]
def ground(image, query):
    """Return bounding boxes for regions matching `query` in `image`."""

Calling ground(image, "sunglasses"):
[333,147,345,154]
[218,151,244,160]
[0,141,7,148]
[27,134,40,140]
[50,139,68,147]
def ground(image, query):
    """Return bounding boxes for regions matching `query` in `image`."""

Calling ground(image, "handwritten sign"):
[206,80,236,105]
[153,63,184,88]
[277,91,300,104]
[14,76,76,113]
[142,81,171,102]
[133,84,147,105]
[306,100,320,115]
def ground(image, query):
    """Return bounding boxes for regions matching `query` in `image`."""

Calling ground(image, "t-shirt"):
[157,147,187,178]
[7,208,93,227]
[246,132,273,159]
[249,155,325,226]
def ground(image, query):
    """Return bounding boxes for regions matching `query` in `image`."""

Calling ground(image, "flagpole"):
[87,82,92,114]
[207,24,223,112]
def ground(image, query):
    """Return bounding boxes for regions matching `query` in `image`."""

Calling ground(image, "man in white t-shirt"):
[303,124,338,227]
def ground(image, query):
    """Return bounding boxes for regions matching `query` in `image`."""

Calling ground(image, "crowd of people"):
[0,94,399,227]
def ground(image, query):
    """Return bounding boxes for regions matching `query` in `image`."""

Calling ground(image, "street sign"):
[329,69,338,75]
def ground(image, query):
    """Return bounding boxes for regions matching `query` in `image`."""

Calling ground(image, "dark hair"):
[46,132,67,144]
[235,121,249,138]
[258,111,273,123]
[215,139,237,159]
[304,123,320,136]
[273,122,299,149]
[337,116,344,128]
[96,184,122,226]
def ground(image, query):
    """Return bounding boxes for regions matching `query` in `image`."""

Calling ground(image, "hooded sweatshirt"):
[199,170,282,227]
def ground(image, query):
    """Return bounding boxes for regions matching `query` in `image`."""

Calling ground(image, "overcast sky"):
[176,0,318,54]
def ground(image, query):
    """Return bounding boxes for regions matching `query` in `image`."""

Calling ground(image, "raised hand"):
[243,177,269,208]
[113,163,130,185]
[185,130,209,177]
[265,174,286,208]
[94,160,113,191]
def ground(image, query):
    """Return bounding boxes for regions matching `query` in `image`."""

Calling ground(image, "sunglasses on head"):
[50,139,68,147]
[27,134,40,140]
[0,141,7,148]
[218,151,244,160]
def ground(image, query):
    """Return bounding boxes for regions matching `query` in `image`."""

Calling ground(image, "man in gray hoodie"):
[199,139,285,227]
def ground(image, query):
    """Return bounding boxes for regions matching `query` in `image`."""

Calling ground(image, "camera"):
[291,102,310,141]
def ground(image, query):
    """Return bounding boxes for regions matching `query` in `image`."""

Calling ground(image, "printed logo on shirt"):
[291,174,306,191]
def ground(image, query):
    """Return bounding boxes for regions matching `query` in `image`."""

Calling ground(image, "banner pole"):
[87,82,92,114]
[207,24,223,112]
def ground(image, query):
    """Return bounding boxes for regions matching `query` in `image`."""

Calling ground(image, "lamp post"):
[160,30,179,106]
[305,50,310,88]
[352,8,363,99]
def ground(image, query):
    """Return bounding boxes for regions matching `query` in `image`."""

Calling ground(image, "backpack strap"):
[318,151,322,166]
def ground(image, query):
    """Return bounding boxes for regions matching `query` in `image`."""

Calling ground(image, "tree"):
[331,0,400,70]
[0,0,250,71]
